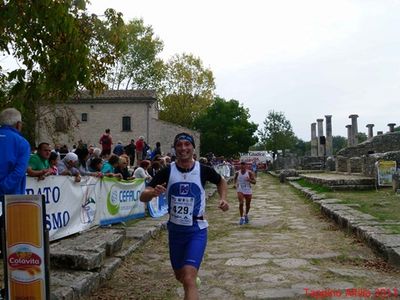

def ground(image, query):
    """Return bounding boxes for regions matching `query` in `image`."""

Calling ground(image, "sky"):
[91,1,398,140]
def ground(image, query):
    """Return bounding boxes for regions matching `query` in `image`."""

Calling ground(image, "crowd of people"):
[25,129,177,183]
[25,128,241,184]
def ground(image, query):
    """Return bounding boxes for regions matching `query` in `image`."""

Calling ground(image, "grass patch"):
[296,179,400,227]
[297,178,333,193]
[327,189,400,223]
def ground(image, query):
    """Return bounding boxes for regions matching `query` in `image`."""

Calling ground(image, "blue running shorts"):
[168,228,207,270]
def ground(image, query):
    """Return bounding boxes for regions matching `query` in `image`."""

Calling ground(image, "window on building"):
[81,113,88,122]
[122,116,131,131]
[55,116,67,132]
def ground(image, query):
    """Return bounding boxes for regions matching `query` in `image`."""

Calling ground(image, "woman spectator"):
[133,160,152,182]
[76,148,102,177]
[101,154,122,179]
[89,157,103,173]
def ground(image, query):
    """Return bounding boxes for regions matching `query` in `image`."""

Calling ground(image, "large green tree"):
[107,18,164,90]
[159,53,215,128]
[0,0,126,144]
[193,97,258,157]
[258,110,296,157]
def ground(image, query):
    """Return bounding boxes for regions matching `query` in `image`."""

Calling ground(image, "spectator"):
[57,152,81,182]
[0,107,30,195]
[87,147,101,167]
[151,142,162,160]
[99,128,113,157]
[27,142,52,179]
[124,139,136,167]
[75,148,91,175]
[143,141,151,160]
[115,156,134,180]
[59,144,69,160]
[113,141,125,156]
[48,151,59,175]
[101,154,122,179]
[135,136,145,166]
[89,157,103,173]
[133,160,152,181]
[148,160,161,177]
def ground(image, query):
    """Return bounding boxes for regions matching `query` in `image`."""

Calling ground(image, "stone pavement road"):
[85,173,400,299]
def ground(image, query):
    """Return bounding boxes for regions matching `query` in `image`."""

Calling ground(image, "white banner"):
[97,177,145,226]
[26,176,99,241]
[24,176,146,241]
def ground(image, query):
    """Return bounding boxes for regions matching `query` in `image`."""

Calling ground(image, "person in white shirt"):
[234,161,256,225]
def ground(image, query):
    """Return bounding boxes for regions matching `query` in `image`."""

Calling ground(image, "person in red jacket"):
[135,136,145,166]
[99,129,113,158]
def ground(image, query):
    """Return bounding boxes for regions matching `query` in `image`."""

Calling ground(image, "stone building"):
[36,90,200,154]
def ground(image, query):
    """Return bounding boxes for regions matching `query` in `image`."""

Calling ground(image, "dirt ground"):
[83,174,400,299]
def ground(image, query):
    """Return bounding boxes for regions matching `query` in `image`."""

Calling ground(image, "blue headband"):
[174,133,195,148]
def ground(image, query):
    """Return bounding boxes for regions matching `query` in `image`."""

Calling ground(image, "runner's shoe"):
[244,215,249,224]
[239,217,245,225]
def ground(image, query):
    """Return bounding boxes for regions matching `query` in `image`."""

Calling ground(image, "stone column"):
[388,123,396,132]
[366,124,374,139]
[311,123,318,157]
[325,115,333,156]
[377,131,383,135]
[346,125,352,146]
[349,114,359,145]
[317,118,324,156]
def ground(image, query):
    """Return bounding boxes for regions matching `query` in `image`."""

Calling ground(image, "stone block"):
[51,269,100,299]
[50,247,106,270]
[50,286,74,300]
[349,157,362,173]
[99,257,123,284]
[387,247,400,268]
[115,239,143,259]
[336,156,348,172]
[103,230,125,256]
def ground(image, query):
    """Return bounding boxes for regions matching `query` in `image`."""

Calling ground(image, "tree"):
[292,137,310,156]
[258,110,296,157]
[193,97,258,157]
[158,53,215,128]
[357,132,368,143]
[107,18,164,90]
[332,135,347,154]
[0,1,126,144]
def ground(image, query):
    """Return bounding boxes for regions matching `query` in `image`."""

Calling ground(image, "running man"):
[140,132,229,300]
[234,161,256,225]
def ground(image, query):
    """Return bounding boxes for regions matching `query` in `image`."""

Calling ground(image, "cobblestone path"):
[85,173,400,299]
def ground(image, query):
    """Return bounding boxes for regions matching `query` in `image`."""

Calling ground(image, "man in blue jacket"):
[0,108,31,196]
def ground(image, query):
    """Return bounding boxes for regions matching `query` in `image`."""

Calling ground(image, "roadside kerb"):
[285,179,400,269]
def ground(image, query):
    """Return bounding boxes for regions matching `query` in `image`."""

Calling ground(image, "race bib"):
[170,195,194,226]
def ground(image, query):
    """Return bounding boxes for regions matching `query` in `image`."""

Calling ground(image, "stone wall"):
[349,157,362,173]
[299,156,325,170]
[273,155,299,170]
[36,96,201,155]
[337,132,400,157]
[334,151,400,176]
[336,156,348,172]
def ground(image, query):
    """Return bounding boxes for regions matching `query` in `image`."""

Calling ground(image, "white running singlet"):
[236,170,252,195]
